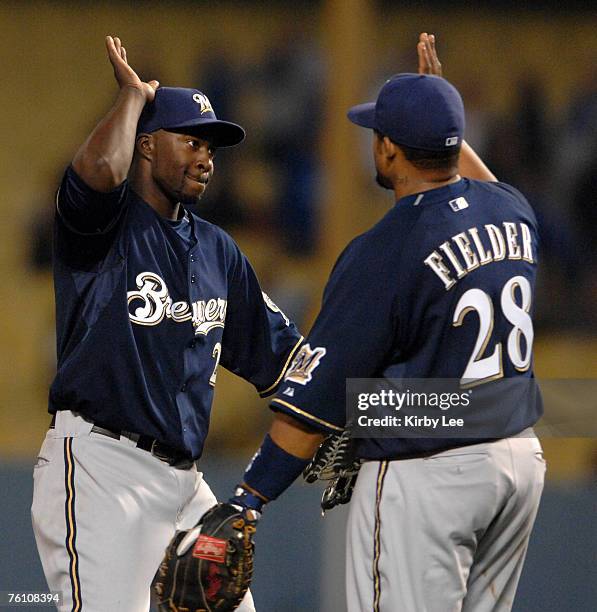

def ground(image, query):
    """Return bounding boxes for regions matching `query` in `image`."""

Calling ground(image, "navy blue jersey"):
[51,166,303,459]
[271,178,542,459]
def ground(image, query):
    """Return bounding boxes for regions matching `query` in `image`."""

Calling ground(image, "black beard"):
[375,172,393,190]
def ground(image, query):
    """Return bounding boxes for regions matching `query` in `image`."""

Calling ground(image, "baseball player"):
[221,33,546,611]
[30,36,303,611]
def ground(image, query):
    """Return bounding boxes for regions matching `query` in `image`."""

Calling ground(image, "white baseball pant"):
[31,411,256,612]
[346,429,545,612]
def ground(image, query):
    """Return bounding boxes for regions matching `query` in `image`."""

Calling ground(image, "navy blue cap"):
[137,87,245,147]
[347,74,464,151]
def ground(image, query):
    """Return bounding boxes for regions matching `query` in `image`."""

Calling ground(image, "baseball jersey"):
[50,166,303,459]
[271,178,543,459]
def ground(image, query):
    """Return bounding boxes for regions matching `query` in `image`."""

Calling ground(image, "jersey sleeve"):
[220,244,303,397]
[270,235,399,433]
[56,165,128,235]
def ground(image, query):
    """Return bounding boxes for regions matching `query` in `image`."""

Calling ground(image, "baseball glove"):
[303,427,362,514]
[154,502,258,612]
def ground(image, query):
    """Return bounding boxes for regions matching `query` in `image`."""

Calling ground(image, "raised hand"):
[417,32,442,77]
[415,32,497,181]
[105,35,159,102]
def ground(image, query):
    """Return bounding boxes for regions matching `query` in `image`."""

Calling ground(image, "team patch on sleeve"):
[284,343,326,386]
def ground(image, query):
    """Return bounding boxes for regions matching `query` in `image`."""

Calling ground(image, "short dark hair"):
[374,129,460,171]
[397,142,461,171]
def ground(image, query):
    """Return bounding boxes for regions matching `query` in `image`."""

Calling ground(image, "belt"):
[49,415,195,470]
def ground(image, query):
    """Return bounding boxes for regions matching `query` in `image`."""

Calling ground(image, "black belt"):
[49,415,195,470]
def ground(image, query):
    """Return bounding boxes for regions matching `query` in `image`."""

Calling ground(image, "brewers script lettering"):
[127,271,227,335]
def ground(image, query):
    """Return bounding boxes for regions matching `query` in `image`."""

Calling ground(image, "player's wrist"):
[241,434,311,506]
[229,485,266,513]
[118,84,150,107]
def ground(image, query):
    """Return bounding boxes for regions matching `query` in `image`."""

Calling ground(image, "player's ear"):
[382,136,397,161]
[136,133,154,161]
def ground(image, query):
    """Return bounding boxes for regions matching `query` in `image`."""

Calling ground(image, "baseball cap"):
[347,73,464,151]
[137,87,245,147]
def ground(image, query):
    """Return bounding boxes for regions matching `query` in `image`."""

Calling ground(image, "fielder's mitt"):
[154,502,258,612]
[303,428,362,514]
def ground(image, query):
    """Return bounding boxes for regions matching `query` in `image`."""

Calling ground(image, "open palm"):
[105,35,159,102]
[417,32,442,77]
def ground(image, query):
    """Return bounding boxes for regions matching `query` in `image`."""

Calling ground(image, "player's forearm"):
[459,140,497,182]
[73,87,147,192]
[230,414,324,512]
[270,412,325,459]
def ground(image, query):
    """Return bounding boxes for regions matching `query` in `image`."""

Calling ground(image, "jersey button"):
[188,340,196,349]
[180,384,187,392]
[190,274,196,283]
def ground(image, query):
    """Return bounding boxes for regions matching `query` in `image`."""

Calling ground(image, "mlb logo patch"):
[448,197,469,212]
[445,136,459,146]
[193,535,227,563]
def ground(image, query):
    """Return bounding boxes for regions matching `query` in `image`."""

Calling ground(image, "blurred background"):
[0,1,595,610]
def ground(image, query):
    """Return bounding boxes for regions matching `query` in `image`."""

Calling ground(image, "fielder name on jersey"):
[424,217,534,290]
